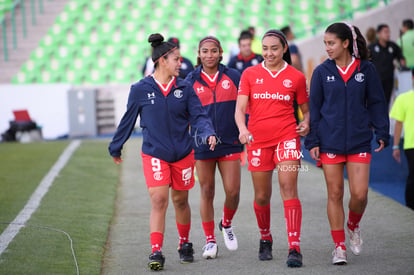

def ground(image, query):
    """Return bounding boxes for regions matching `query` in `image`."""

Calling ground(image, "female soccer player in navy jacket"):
[305,22,390,265]
[185,36,243,259]
[109,33,216,271]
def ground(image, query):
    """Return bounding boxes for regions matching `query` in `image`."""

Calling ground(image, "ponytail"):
[325,23,368,60]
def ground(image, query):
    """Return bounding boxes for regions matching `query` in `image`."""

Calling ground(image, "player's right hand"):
[112,156,123,165]
[239,130,253,146]
[310,147,320,161]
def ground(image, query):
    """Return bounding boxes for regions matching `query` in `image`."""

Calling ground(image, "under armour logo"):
[147,92,155,99]
[197,87,204,93]
[288,232,298,237]
[327,76,335,82]
[256,78,263,84]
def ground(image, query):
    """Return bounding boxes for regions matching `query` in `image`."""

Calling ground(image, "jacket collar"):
[142,75,188,92]
[191,63,227,86]
[322,58,365,77]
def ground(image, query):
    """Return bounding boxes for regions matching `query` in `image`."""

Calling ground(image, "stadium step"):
[0,0,70,83]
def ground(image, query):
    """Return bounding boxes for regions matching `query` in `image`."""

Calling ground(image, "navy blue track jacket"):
[185,64,243,159]
[305,59,390,154]
[108,76,216,163]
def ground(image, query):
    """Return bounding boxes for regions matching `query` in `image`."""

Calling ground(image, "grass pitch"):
[0,139,119,275]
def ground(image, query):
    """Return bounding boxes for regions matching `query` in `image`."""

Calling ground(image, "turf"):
[0,141,69,233]
[0,140,119,275]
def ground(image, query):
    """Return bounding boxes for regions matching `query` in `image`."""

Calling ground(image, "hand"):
[310,147,320,161]
[208,136,216,151]
[392,148,401,163]
[296,121,309,136]
[239,130,253,146]
[374,140,385,152]
[112,156,123,165]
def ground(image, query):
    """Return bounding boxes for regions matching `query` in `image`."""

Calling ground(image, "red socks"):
[331,229,346,250]
[222,206,237,227]
[284,199,302,252]
[202,221,216,243]
[347,210,363,231]
[330,211,363,250]
[176,221,191,244]
[254,201,272,241]
[150,232,164,252]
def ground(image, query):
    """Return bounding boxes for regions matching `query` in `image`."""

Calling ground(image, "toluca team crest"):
[174,89,183,98]
[221,80,230,89]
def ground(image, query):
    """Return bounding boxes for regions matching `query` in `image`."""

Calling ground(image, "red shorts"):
[318,152,371,167]
[199,152,241,162]
[247,137,302,171]
[141,151,195,190]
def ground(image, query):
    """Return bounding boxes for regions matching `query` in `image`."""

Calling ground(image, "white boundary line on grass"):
[0,140,81,256]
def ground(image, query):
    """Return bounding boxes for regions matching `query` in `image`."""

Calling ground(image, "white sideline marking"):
[0,140,81,256]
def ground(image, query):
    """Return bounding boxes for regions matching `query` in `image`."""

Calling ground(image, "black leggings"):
[404,149,414,210]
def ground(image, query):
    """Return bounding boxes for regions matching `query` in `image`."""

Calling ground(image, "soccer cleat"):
[332,246,347,265]
[148,250,165,271]
[258,239,273,261]
[218,220,238,251]
[178,242,194,263]
[286,248,303,268]
[348,226,363,255]
[202,242,218,259]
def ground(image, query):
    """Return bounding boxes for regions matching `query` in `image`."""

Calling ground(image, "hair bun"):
[148,33,164,48]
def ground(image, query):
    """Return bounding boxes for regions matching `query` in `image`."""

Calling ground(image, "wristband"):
[392,145,399,150]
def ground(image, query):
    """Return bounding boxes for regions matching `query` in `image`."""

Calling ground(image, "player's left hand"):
[208,135,217,151]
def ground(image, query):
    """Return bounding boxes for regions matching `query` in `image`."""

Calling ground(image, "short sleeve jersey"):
[390,90,414,149]
[238,62,308,149]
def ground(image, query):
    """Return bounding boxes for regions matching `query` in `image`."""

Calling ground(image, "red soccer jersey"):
[238,62,309,149]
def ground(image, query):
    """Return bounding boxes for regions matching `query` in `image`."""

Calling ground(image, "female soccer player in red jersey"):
[235,29,310,267]
[109,33,217,271]
[186,36,243,259]
[305,23,389,265]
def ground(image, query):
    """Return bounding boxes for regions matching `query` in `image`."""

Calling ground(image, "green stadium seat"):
[112,68,137,83]
[291,12,317,33]
[272,0,291,13]
[60,69,82,84]
[317,0,342,21]
[295,0,315,13]
[30,46,52,62]
[78,45,99,60]
[12,68,37,84]
[65,0,88,13]
[88,68,109,84]
[274,14,290,29]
